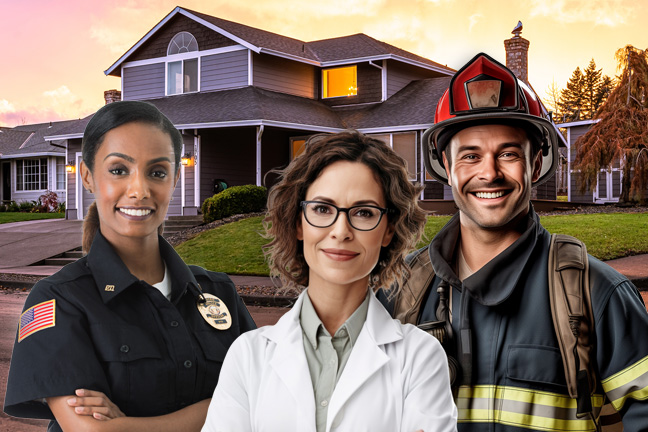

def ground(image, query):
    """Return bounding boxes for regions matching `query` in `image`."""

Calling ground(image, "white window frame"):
[166,54,201,96]
[16,158,48,192]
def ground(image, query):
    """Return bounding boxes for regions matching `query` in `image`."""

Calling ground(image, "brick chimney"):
[504,21,529,84]
[104,89,122,104]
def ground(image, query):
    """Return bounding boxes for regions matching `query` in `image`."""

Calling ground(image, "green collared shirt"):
[300,290,370,432]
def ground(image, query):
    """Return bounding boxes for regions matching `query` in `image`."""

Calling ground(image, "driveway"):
[0,219,82,271]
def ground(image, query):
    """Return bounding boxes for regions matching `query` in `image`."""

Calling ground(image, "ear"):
[79,161,94,192]
[381,222,396,247]
[442,152,452,186]
[531,150,543,183]
[296,215,304,241]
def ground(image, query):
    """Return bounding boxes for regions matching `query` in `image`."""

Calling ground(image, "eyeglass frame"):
[300,200,393,231]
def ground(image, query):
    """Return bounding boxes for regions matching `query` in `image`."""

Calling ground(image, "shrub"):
[0,203,5,212]
[57,201,66,214]
[7,201,20,212]
[19,200,35,212]
[39,191,59,212]
[202,185,267,223]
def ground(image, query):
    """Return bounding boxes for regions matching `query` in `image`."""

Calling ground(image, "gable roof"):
[106,6,454,75]
[0,121,77,158]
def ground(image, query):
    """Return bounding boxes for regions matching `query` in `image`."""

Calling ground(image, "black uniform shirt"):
[4,230,256,431]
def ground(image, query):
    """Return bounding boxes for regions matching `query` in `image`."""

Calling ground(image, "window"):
[167,59,198,95]
[322,66,357,98]
[16,158,47,191]
[368,133,417,180]
[290,138,307,159]
[56,157,65,190]
[167,32,199,95]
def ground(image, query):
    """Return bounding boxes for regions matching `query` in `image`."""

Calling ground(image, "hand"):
[66,389,125,421]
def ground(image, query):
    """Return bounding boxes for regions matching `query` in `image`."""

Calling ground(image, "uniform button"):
[120,345,130,353]
[320,400,328,407]
[184,360,193,368]
[170,320,179,327]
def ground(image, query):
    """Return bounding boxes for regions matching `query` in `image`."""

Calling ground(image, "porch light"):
[65,162,75,173]
[181,153,192,166]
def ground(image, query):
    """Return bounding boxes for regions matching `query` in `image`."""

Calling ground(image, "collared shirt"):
[4,230,256,432]
[300,290,369,432]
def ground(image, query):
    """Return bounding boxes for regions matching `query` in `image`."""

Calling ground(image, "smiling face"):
[443,124,542,232]
[296,160,394,294]
[80,122,178,246]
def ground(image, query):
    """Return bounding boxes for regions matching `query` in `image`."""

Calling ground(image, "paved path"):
[0,219,82,271]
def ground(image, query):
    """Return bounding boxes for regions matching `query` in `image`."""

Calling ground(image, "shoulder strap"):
[548,234,596,417]
[393,246,436,325]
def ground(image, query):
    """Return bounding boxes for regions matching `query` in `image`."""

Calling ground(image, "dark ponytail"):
[82,202,100,254]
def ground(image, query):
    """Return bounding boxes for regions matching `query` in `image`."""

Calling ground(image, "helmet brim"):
[422,112,560,187]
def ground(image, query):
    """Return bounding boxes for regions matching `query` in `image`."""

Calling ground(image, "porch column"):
[256,125,264,186]
[194,130,200,208]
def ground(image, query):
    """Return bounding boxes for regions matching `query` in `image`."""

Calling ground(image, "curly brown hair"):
[263,130,426,295]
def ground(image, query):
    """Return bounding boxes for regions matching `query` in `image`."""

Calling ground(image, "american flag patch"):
[18,300,56,342]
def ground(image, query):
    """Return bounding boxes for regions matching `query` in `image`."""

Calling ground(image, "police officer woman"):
[202,131,457,432]
[4,100,256,431]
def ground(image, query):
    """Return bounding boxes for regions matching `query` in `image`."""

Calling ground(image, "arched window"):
[167,32,199,95]
[167,32,198,55]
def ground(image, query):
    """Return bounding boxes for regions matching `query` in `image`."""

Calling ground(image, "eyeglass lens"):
[303,202,383,230]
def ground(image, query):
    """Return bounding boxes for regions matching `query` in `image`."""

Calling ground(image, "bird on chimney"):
[512,21,523,37]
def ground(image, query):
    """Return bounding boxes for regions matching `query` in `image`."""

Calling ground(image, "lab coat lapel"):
[326,292,403,429]
[264,293,316,430]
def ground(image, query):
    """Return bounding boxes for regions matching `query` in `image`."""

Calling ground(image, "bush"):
[0,203,5,212]
[19,201,35,212]
[39,191,59,212]
[201,185,267,223]
[7,201,20,212]
[57,201,66,214]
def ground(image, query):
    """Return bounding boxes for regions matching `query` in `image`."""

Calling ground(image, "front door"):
[1,162,10,202]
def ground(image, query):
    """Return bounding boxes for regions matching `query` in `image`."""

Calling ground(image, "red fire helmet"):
[422,52,560,186]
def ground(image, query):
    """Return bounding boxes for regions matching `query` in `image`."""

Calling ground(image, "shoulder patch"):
[18,299,56,342]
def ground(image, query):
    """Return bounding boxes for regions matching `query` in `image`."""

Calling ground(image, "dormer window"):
[167,32,199,95]
[322,66,357,98]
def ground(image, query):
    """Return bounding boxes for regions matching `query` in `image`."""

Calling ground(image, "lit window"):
[167,32,198,55]
[290,138,307,159]
[16,158,47,191]
[323,66,357,98]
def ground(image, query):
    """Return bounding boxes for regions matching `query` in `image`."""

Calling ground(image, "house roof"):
[0,121,75,158]
[106,7,454,75]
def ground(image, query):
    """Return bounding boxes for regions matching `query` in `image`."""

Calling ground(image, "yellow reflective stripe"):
[602,355,648,410]
[456,385,604,432]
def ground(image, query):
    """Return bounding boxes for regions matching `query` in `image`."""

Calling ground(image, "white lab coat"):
[202,290,457,432]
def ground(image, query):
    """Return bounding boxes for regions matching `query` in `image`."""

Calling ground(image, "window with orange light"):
[290,138,307,159]
[322,66,357,98]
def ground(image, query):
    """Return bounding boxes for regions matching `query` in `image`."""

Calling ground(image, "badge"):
[197,293,232,330]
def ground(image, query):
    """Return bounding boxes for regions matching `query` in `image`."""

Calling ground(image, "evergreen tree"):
[582,59,603,119]
[574,45,648,204]
[557,67,584,122]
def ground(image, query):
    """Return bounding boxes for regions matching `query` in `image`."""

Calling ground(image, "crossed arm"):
[47,389,210,432]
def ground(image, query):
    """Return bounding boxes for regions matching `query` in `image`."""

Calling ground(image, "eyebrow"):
[456,142,524,153]
[310,196,383,207]
[104,153,173,165]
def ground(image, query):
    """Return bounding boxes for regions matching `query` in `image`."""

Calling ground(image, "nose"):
[477,154,503,183]
[127,171,150,200]
[329,210,353,240]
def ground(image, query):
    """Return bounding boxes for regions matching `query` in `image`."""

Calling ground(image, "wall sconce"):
[65,162,75,173]
[181,153,192,166]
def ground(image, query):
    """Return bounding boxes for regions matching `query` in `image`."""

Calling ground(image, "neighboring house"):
[0,121,75,207]
[45,7,561,219]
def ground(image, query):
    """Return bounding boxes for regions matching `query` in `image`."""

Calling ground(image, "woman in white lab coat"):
[202,131,457,432]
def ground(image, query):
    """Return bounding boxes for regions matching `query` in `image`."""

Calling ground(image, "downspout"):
[194,129,200,208]
[256,125,264,186]
[369,60,386,101]
[180,141,186,213]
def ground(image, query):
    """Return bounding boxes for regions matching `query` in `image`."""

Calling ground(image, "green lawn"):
[0,212,64,224]
[176,212,648,275]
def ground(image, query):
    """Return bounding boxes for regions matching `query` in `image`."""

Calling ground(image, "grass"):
[175,212,648,275]
[0,212,65,224]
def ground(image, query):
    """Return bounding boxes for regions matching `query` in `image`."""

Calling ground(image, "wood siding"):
[127,14,237,63]
[253,53,317,98]
[201,50,248,92]
[123,63,165,100]
[386,60,443,98]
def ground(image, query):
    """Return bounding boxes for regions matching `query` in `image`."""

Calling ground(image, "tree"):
[543,79,562,121]
[574,45,648,204]
[558,67,585,122]
[582,59,603,119]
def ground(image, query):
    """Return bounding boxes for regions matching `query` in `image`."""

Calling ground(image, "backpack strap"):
[548,234,597,418]
[393,246,436,325]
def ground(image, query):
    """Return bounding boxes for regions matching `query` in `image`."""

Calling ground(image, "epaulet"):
[394,245,436,325]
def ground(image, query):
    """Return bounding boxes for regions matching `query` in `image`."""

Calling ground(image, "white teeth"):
[119,208,152,217]
[475,191,505,199]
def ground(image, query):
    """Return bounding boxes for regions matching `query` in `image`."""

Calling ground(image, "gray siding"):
[568,125,594,203]
[253,53,316,98]
[386,60,445,98]
[201,50,248,91]
[123,63,165,101]
[184,166,195,208]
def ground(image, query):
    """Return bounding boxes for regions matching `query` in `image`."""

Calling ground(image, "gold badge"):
[197,293,232,330]
[105,285,115,292]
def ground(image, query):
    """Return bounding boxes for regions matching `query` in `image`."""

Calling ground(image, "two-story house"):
[46,7,559,220]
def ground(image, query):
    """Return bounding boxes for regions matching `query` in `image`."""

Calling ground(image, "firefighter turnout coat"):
[380,207,648,431]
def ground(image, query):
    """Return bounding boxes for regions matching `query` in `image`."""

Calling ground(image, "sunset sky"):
[1,0,646,127]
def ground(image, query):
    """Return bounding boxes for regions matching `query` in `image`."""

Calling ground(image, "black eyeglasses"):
[300,201,392,231]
